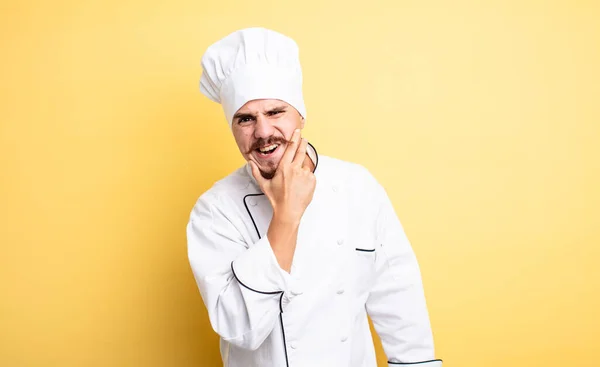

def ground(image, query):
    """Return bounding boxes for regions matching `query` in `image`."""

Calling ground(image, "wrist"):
[272,208,302,227]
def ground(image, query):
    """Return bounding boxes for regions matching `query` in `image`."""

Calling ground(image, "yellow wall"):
[1,1,599,366]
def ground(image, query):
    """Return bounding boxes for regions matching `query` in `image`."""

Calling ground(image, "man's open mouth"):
[256,144,279,156]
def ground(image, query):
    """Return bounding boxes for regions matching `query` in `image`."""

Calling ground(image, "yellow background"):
[1,1,599,366]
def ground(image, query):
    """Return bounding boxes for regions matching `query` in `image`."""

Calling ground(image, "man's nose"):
[254,115,275,138]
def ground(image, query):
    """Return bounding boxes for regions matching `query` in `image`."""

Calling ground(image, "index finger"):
[280,129,301,165]
[292,138,308,167]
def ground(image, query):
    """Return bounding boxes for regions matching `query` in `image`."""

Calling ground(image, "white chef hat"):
[199,27,306,127]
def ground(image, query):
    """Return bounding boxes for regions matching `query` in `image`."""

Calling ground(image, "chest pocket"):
[352,247,378,295]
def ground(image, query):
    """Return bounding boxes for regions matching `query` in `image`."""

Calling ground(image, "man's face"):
[232,99,305,179]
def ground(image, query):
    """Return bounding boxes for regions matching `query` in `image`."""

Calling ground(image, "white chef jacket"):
[187,144,442,367]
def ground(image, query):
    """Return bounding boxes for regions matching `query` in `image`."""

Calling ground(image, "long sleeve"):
[365,179,442,366]
[186,193,296,351]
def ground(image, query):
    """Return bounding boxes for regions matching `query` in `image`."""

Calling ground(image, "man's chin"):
[252,157,279,180]
[259,169,276,180]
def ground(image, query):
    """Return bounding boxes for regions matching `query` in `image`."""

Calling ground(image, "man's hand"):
[248,129,316,272]
[249,129,316,223]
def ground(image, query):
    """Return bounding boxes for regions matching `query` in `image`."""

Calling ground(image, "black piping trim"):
[388,359,443,365]
[278,292,284,313]
[230,262,282,295]
[243,193,266,239]
[307,142,319,173]
[355,248,376,252]
[279,310,290,366]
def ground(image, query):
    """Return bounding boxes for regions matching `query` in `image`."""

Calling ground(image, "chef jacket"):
[187,144,442,367]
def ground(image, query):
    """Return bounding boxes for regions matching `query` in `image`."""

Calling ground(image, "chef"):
[187,27,442,367]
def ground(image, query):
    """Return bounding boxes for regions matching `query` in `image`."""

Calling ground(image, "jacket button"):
[341,336,348,342]
[249,198,257,206]
[291,289,303,296]
[337,239,344,246]
[336,289,344,295]
[290,343,297,349]
[332,186,338,192]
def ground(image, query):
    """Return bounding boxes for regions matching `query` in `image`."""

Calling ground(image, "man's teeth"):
[259,144,278,153]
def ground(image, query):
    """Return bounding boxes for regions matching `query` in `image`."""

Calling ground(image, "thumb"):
[249,160,267,188]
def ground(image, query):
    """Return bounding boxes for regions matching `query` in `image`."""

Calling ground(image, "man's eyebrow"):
[268,106,287,112]
[232,111,255,121]
[233,106,287,121]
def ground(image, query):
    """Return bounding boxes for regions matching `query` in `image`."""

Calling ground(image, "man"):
[187,27,442,367]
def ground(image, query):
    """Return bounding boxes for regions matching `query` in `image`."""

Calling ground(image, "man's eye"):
[239,117,252,123]
[268,110,283,116]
